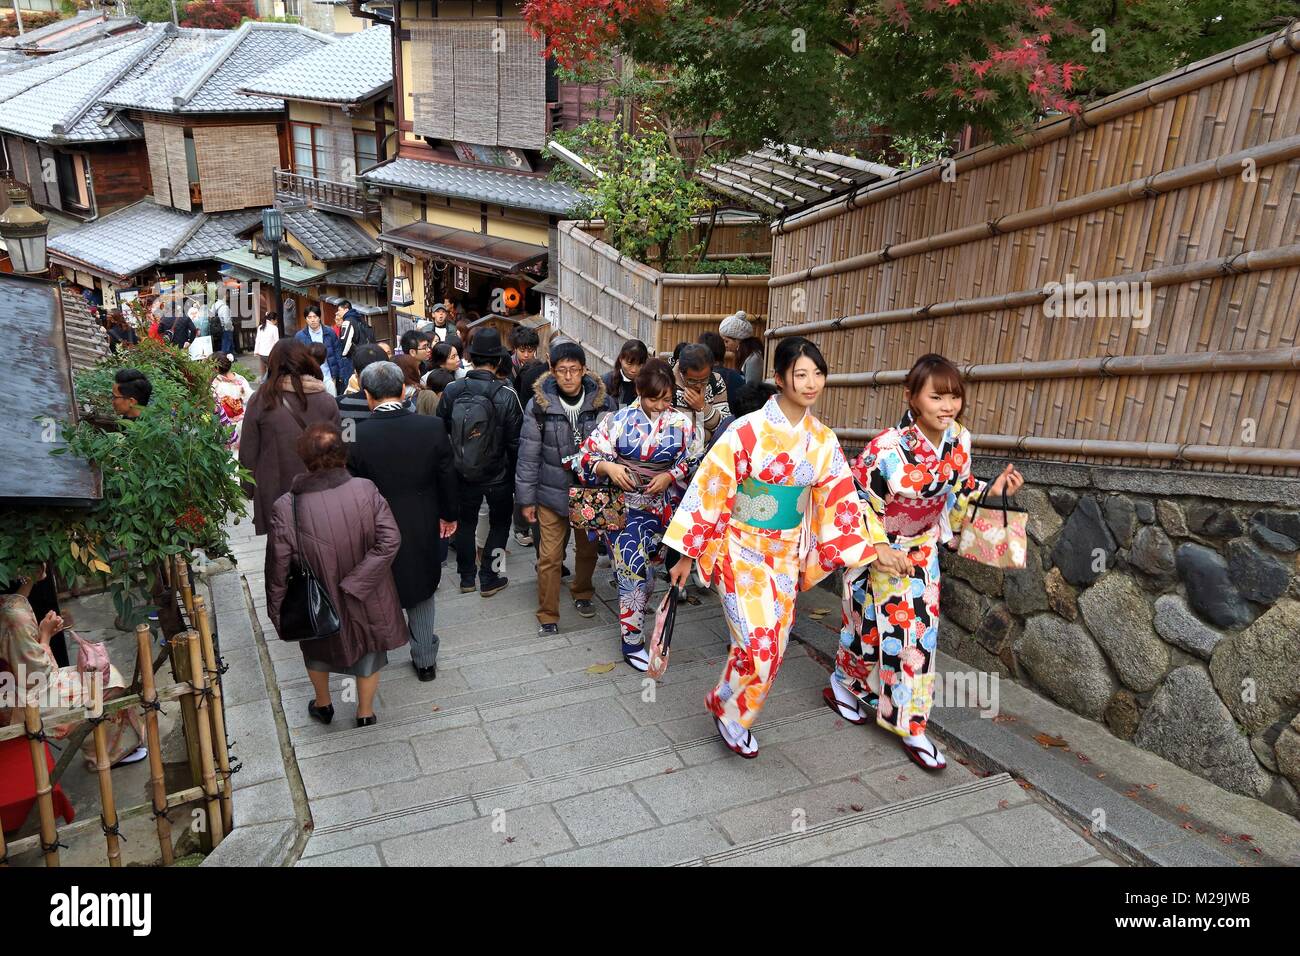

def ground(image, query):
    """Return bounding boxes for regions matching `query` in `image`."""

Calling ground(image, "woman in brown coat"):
[239,338,341,534]
[265,424,407,727]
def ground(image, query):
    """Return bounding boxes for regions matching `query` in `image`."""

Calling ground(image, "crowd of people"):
[75,295,1027,769]
[226,307,1026,769]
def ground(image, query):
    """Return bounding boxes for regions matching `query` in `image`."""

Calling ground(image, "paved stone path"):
[224,515,1120,866]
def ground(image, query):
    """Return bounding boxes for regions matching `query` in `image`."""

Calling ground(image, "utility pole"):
[169,0,178,25]
[11,0,24,37]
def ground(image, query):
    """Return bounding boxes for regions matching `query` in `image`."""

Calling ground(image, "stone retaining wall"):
[938,464,1300,818]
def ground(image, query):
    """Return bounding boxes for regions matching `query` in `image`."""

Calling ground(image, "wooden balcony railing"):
[273,169,379,216]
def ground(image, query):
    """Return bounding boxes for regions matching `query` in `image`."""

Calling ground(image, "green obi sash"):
[733,477,810,530]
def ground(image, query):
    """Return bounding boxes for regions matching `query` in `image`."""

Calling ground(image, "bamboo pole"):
[3,785,211,861]
[137,624,174,866]
[0,680,194,744]
[831,430,1300,466]
[772,20,1300,236]
[24,705,60,867]
[175,556,193,621]
[193,595,233,836]
[166,629,207,851]
[771,243,1300,337]
[822,347,1300,387]
[769,134,1300,288]
[91,703,122,867]
[185,631,224,848]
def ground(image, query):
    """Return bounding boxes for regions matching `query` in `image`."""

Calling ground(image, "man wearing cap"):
[436,327,524,597]
[421,303,454,343]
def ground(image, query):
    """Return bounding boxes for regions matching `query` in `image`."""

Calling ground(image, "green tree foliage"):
[128,0,177,23]
[550,120,714,270]
[0,334,250,623]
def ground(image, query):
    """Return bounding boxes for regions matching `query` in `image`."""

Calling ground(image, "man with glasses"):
[671,342,731,448]
[399,329,434,375]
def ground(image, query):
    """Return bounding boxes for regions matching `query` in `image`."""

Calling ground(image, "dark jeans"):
[455,479,514,585]
[220,329,234,356]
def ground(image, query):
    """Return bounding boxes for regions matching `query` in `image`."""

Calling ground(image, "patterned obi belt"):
[733,477,810,530]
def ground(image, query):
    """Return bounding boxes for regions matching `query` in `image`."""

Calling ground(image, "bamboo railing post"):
[90,685,122,867]
[185,632,224,848]
[167,632,209,852]
[176,556,194,622]
[193,595,233,835]
[136,624,174,866]
[24,705,60,867]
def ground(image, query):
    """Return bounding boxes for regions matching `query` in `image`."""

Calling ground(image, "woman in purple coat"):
[265,424,408,728]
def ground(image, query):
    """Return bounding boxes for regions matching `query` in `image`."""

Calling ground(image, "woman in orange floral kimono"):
[666,337,876,758]
[828,354,1022,771]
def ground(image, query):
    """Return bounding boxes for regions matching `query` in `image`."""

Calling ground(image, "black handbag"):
[278,493,341,642]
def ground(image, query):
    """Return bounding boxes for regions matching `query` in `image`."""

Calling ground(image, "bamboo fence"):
[765,20,1300,476]
[0,555,232,867]
[557,220,771,376]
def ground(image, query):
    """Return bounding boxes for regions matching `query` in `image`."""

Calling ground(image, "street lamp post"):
[261,207,284,329]
[0,188,50,275]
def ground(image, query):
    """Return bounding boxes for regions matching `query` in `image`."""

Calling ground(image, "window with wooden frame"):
[353,131,379,176]
[290,122,319,178]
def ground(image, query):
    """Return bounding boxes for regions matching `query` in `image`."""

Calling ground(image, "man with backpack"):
[515,341,615,636]
[336,300,375,387]
[436,327,523,597]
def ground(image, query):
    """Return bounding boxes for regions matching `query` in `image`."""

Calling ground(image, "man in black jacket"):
[348,361,459,681]
[436,327,523,597]
[515,341,614,636]
[337,343,388,431]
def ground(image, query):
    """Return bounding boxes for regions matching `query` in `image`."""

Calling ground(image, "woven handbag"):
[568,485,626,531]
[956,486,1028,570]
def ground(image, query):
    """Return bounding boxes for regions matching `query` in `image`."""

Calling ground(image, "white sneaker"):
[113,745,149,767]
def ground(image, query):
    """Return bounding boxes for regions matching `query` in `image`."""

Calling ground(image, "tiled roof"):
[362,158,582,216]
[101,22,332,114]
[239,23,390,106]
[60,283,110,377]
[48,200,274,281]
[169,208,266,264]
[48,199,197,281]
[324,259,385,287]
[0,29,160,143]
[282,208,380,262]
[699,145,898,216]
[0,11,103,50]
[17,16,143,54]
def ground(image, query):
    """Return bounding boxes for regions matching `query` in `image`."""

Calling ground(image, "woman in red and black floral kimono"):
[827,354,1022,771]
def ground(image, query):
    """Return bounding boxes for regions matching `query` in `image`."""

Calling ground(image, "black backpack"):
[350,316,376,347]
[449,380,505,482]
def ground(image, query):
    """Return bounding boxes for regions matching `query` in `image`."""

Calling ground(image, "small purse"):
[646,586,683,680]
[956,485,1028,569]
[278,493,342,642]
[568,485,626,531]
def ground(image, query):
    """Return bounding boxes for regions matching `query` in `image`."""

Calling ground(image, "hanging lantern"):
[501,287,522,312]
[0,188,50,275]
[391,273,414,307]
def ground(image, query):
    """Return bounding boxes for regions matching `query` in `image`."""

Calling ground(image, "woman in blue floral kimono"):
[578,359,703,671]
[828,354,1022,771]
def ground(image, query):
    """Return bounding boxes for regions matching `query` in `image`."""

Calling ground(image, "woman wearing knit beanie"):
[719,310,765,385]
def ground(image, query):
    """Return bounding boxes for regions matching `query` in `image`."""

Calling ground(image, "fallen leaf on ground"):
[1125,788,1140,799]
[505,836,516,844]
[585,662,617,675]
[663,768,676,774]
[1251,846,1263,855]
[430,705,440,712]
[1182,822,1196,830]
[1015,779,1035,791]
[1076,752,1090,763]
[1238,834,1254,842]
[1143,783,1157,790]
[1034,733,1070,749]
[896,773,908,782]
[1218,834,1233,845]
[1175,804,1191,814]
[850,804,864,812]
[997,799,1010,809]
[992,713,1017,723]
[1096,772,1106,779]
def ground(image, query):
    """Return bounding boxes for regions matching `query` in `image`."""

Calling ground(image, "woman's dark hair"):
[258,310,278,331]
[263,338,318,411]
[351,343,386,378]
[698,331,726,365]
[425,368,455,395]
[730,381,777,418]
[114,368,152,406]
[671,341,687,363]
[297,423,347,471]
[773,336,828,379]
[634,358,675,400]
[431,340,459,369]
[904,353,965,410]
[618,339,649,365]
[306,342,328,370]
[394,353,423,387]
[737,336,764,370]
[214,353,233,375]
